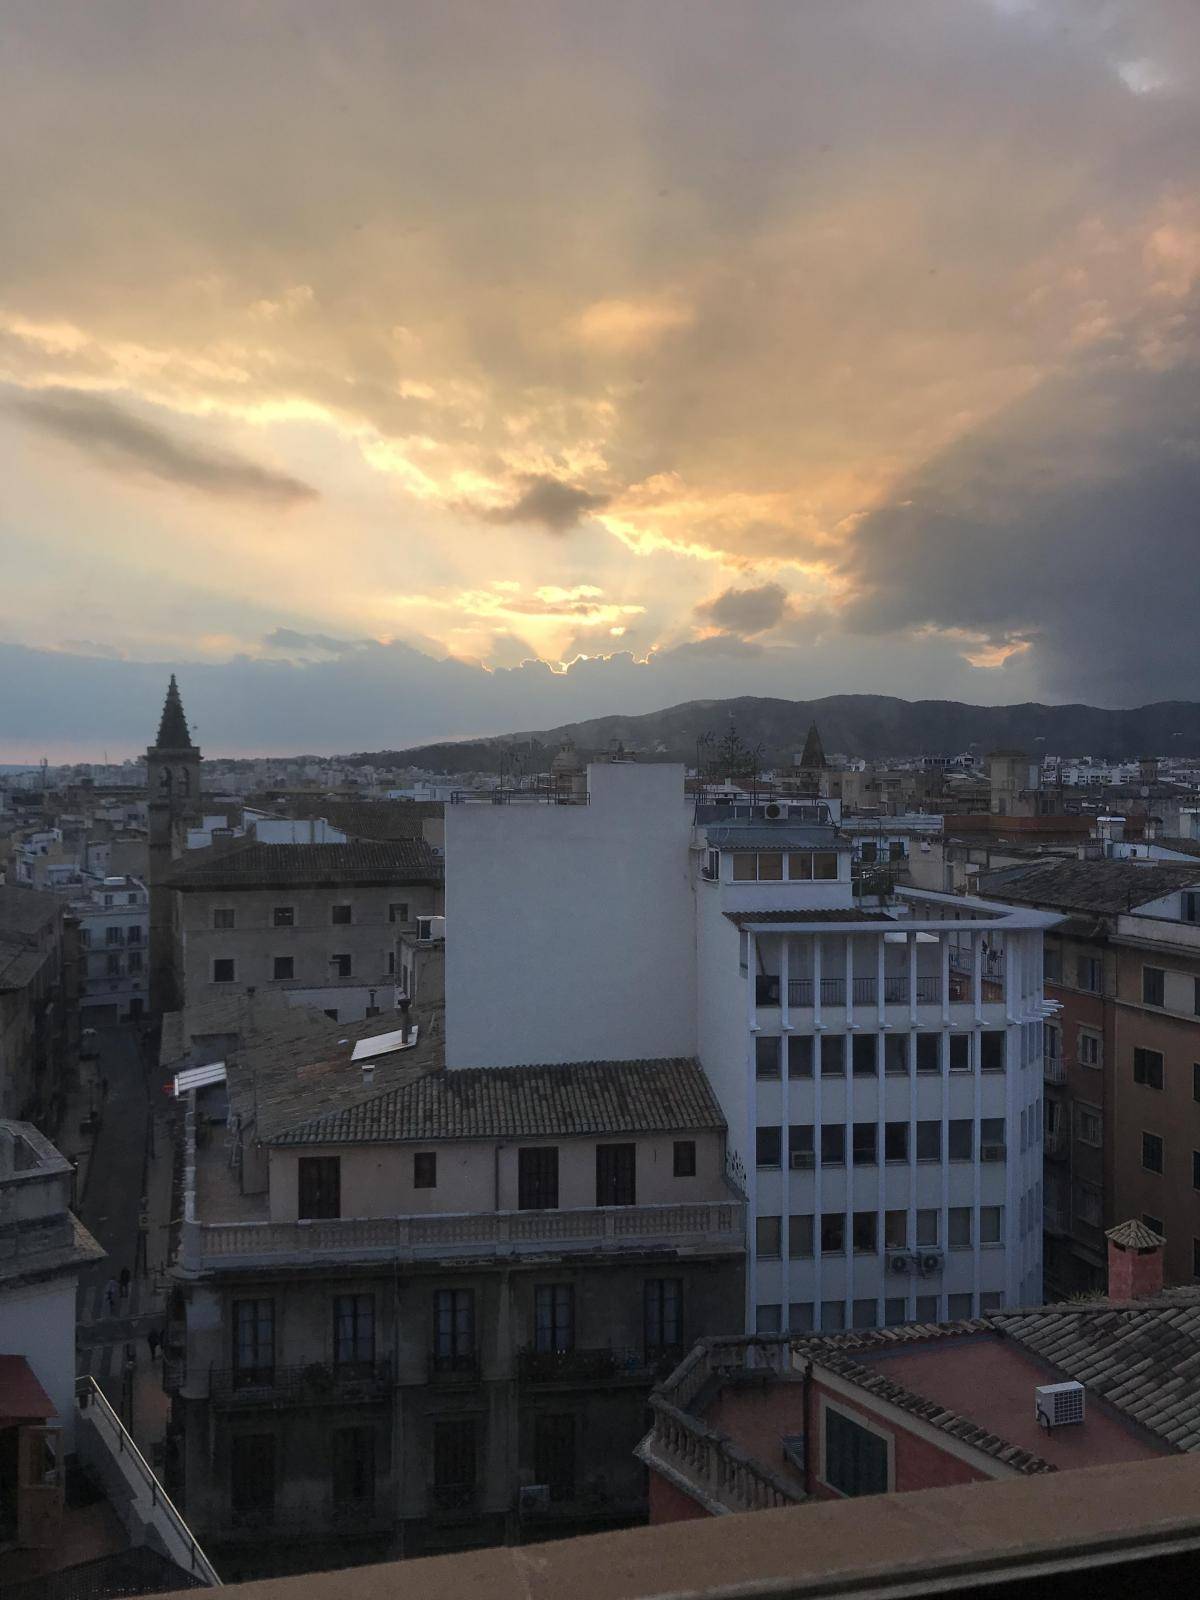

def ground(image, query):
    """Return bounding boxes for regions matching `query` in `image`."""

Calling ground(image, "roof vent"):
[1035,1381,1085,1429]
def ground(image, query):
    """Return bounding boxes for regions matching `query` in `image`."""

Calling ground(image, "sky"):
[4,0,1200,759]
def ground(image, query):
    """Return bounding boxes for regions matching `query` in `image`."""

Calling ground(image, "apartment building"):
[168,1008,743,1575]
[72,875,149,1023]
[445,762,1059,1336]
[0,886,76,1128]
[979,859,1200,1294]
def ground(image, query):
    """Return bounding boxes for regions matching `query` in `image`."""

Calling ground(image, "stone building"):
[0,886,77,1128]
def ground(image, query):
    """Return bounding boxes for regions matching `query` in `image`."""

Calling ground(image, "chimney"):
[397,995,412,1045]
[1106,1219,1165,1302]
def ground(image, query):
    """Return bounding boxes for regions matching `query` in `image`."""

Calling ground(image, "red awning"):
[0,1355,57,1428]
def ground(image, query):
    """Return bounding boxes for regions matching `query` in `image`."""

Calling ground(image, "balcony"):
[205,1359,393,1406]
[1044,1052,1066,1084]
[1045,1128,1069,1161]
[517,1346,649,1384]
[183,1200,745,1272]
[430,1352,480,1384]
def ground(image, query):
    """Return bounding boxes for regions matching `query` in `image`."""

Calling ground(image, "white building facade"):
[74,875,149,1021]
[446,765,1059,1337]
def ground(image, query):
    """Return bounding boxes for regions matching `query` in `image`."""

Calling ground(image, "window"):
[813,852,838,881]
[388,902,409,924]
[1076,1104,1102,1147]
[1143,966,1165,1006]
[213,907,235,930]
[788,1302,814,1333]
[821,1124,846,1166]
[298,1156,340,1219]
[852,1035,877,1077]
[820,1301,846,1331]
[533,1413,576,1501]
[331,953,352,977]
[333,1295,375,1370]
[788,1125,815,1165]
[596,1143,636,1205]
[787,1036,813,1078]
[884,1122,909,1162]
[980,1032,1005,1073]
[979,1291,1003,1313]
[433,1288,475,1371]
[948,1207,972,1249]
[948,1119,973,1161]
[432,1418,476,1510]
[127,951,142,973]
[126,924,141,945]
[105,925,123,946]
[1074,1182,1102,1227]
[212,958,235,983]
[272,906,294,927]
[1194,1062,1200,1103]
[884,1210,907,1249]
[1194,1239,1200,1281]
[756,1215,782,1259]
[1078,1031,1101,1068]
[915,1033,940,1075]
[1193,1151,1200,1192]
[947,1293,974,1319]
[980,1116,1005,1154]
[755,1036,782,1078]
[230,1434,276,1521]
[732,852,756,881]
[331,903,352,925]
[852,1212,877,1253]
[758,851,784,881]
[1077,955,1102,993]
[949,1033,970,1073]
[1045,1023,1062,1062]
[644,1278,683,1360]
[756,1303,782,1334]
[233,1298,274,1386]
[127,892,138,905]
[820,1035,846,1076]
[324,1008,338,1020]
[1043,943,1062,983]
[534,1285,574,1353]
[916,1209,939,1247]
[787,851,813,881]
[519,1147,559,1209]
[852,1123,877,1166]
[756,1126,782,1169]
[1142,1132,1164,1175]
[332,1427,375,1510]
[1143,1213,1163,1236]
[980,1206,1003,1246]
[789,1214,814,1258]
[820,1213,846,1254]
[106,953,121,977]
[272,956,294,981]
[852,1299,877,1330]
[884,1034,908,1075]
[915,1294,939,1321]
[884,1297,907,1326]
[1134,1048,1164,1090]
[824,1407,889,1497]
[413,1151,437,1189]
[915,1120,941,1161]
[673,1140,697,1177]
[1186,892,1200,924]
[860,841,877,865]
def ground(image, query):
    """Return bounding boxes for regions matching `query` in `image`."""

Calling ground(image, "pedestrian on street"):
[119,1266,131,1300]
[147,1328,160,1360]
[104,1278,118,1315]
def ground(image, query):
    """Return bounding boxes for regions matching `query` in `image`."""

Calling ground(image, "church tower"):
[147,675,201,1016]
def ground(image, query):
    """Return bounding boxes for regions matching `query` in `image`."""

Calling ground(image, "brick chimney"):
[1106,1220,1165,1302]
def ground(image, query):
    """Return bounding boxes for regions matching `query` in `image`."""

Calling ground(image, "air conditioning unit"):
[417,917,433,940]
[519,1484,551,1515]
[789,1150,815,1170]
[980,1143,1007,1163]
[918,1251,944,1275]
[888,1252,912,1274]
[764,802,784,820]
[1035,1381,1085,1429]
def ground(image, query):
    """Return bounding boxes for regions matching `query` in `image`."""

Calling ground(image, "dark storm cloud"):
[695,582,789,636]
[474,475,610,534]
[9,389,318,507]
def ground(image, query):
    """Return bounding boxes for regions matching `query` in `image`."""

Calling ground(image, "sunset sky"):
[4,1,1200,758]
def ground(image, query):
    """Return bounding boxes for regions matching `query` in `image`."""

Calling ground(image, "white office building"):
[73,874,149,1021]
[446,763,1059,1336]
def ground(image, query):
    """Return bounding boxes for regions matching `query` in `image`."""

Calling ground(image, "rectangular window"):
[1194,1063,1200,1103]
[756,1036,782,1078]
[758,851,784,881]
[519,1147,559,1209]
[756,1126,782,1169]
[213,907,235,930]
[948,1207,972,1249]
[789,1214,814,1258]
[884,1034,909,1076]
[1076,1104,1102,1147]
[822,1124,846,1166]
[980,1116,1005,1154]
[1078,1031,1101,1068]
[755,1303,782,1334]
[949,1033,970,1073]
[916,1209,939,1247]
[916,1294,940,1322]
[1077,956,1102,993]
[534,1284,574,1354]
[644,1278,683,1360]
[820,1035,846,1076]
[105,925,123,946]
[331,903,353,925]
[433,1288,475,1370]
[820,1301,846,1332]
[756,1215,783,1259]
[884,1122,909,1162]
[233,1298,274,1386]
[852,1299,876,1330]
[948,1293,974,1319]
[813,852,838,881]
[915,1033,940,1074]
[1142,1132,1164,1175]
[1043,943,1062,983]
[787,851,813,881]
[668,1141,696,1180]
[596,1143,636,1205]
[1143,1214,1163,1238]
[824,1408,889,1498]
[272,955,294,981]
[432,1418,476,1509]
[788,1125,815,1166]
[333,1295,375,1370]
[852,1035,877,1077]
[788,1036,814,1078]
[788,1302,815,1333]
[884,1210,907,1249]
[859,841,878,865]
[272,906,294,927]
[1134,1048,1164,1090]
[212,958,235,983]
[106,953,122,977]
[915,1120,941,1162]
[127,951,142,973]
[230,1434,275,1520]
[388,902,409,924]
[1193,1151,1200,1192]
[1143,966,1166,1006]
[884,1297,907,1326]
[852,1123,877,1166]
[331,953,352,978]
[533,1413,576,1502]
[820,1214,846,1254]
[413,1151,437,1189]
[980,1032,1006,1073]
[979,1291,1003,1314]
[332,1427,375,1510]
[948,1119,973,1161]
[980,1206,1003,1246]
[298,1156,340,1219]
[732,853,757,882]
[1074,1181,1102,1227]
[852,1212,877,1254]
[126,924,141,945]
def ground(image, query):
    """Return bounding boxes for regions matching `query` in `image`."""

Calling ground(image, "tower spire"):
[154,674,194,750]
[799,720,827,771]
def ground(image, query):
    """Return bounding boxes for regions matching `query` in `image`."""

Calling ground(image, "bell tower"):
[147,675,201,1016]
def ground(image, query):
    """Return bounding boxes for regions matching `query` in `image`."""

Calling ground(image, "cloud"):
[8,388,318,507]
[263,627,363,655]
[472,475,611,534]
[695,581,789,636]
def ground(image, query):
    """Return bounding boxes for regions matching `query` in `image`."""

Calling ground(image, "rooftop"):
[976,857,1200,914]
[248,796,443,840]
[165,836,443,890]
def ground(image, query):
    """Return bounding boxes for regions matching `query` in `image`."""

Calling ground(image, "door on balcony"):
[596,1142,636,1206]
[644,1277,683,1364]
[297,1156,340,1220]
[534,1284,574,1354]
[232,1298,274,1389]
[332,1427,376,1514]
[432,1418,477,1511]
[518,1146,560,1210]
[433,1288,476,1373]
[230,1433,276,1525]
[533,1413,576,1501]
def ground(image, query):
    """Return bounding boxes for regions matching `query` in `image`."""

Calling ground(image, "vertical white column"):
[876,933,886,1030]
[781,934,791,1033]
[972,930,983,1024]
[745,931,757,1333]
[846,933,855,1029]
[940,934,950,1029]
[908,931,918,1028]
[812,969,824,1328]
[747,931,759,1035]
[813,935,823,1032]
[780,937,791,1326]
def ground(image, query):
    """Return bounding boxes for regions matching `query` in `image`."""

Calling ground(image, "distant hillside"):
[339,695,1200,774]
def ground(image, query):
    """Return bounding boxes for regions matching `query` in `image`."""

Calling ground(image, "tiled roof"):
[248,797,443,840]
[976,859,1200,915]
[1106,1219,1166,1250]
[723,909,897,925]
[704,825,846,850]
[0,884,60,936]
[270,1056,725,1147]
[165,837,443,889]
